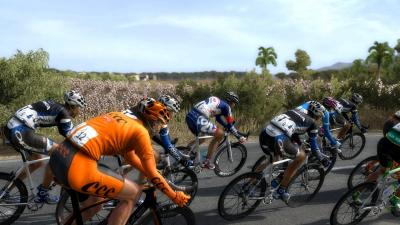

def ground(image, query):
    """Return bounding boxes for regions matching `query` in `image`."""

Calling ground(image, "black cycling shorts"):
[259,129,299,159]
[377,137,400,168]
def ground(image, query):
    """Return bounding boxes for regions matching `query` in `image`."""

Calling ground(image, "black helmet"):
[225,91,239,104]
[351,93,363,105]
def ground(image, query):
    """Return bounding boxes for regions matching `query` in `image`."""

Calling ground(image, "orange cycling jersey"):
[66,111,177,199]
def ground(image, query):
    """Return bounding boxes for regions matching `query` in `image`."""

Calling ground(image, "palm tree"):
[255,46,277,74]
[366,41,394,80]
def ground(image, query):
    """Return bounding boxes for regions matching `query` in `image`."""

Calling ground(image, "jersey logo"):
[70,125,98,147]
[81,182,116,197]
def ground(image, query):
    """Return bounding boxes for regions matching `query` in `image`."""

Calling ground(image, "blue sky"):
[1,0,399,74]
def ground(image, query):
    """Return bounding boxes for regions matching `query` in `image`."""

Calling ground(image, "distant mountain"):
[316,62,353,71]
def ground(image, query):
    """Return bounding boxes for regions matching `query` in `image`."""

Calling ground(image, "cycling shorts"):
[5,117,54,153]
[377,137,400,168]
[50,140,124,199]
[259,129,299,159]
[186,109,217,136]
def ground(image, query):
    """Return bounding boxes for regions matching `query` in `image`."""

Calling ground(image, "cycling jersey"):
[65,111,177,199]
[186,96,240,138]
[5,100,73,152]
[378,118,400,167]
[338,98,362,129]
[296,101,338,146]
[265,109,321,154]
[384,119,400,146]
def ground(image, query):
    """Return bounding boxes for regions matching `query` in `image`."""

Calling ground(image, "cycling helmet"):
[322,97,343,113]
[64,90,86,107]
[158,95,180,113]
[351,93,363,105]
[225,91,239,104]
[308,101,326,117]
[139,97,171,125]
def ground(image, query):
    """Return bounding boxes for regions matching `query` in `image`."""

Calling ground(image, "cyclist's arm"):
[126,133,177,200]
[307,123,323,158]
[322,111,338,145]
[56,110,74,137]
[158,126,183,161]
[218,103,241,139]
[351,110,362,129]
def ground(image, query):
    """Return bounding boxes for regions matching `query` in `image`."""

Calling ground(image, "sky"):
[0,0,399,74]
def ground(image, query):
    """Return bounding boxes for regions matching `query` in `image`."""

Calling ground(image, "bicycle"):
[330,165,400,225]
[0,144,58,225]
[335,123,368,160]
[56,154,198,225]
[347,155,400,190]
[177,129,249,177]
[60,184,196,225]
[218,145,325,220]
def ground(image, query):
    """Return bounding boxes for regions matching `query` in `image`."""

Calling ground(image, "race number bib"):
[70,125,98,148]
[270,114,296,136]
[15,105,38,129]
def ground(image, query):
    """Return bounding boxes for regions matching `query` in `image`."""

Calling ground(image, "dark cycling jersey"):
[265,109,321,153]
[10,100,73,136]
[338,98,362,129]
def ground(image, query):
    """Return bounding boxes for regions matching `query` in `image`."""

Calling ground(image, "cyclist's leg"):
[206,126,223,158]
[278,137,306,188]
[368,137,392,182]
[337,118,350,140]
[185,111,207,149]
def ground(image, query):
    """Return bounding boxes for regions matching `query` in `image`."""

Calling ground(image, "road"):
[0,133,397,225]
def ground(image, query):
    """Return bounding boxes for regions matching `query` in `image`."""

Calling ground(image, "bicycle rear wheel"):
[340,133,366,160]
[130,204,196,225]
[55,190,113,225]
[347,156,379,190]
[218,172,267,220]
[330,182,378,225]
[0,172,28,225]
[214,143,247,177]
[286,164,325,207]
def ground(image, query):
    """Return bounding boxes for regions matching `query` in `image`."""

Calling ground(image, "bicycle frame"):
[192,132,232,164]
[357,166,400,214]
[0,149,50,204]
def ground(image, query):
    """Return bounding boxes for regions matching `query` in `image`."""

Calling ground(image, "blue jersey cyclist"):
[259,101,327,203]
[297,98,342,155]
[186,92,246,169]
[155,95,193,167]
[3,90,86,203]
[337,93,366,139]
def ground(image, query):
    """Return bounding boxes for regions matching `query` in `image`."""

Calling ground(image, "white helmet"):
[64,90,86,107]
[158,95,180,113]
[308,101,326,117]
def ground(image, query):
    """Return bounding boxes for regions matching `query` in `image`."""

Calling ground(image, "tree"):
[366,41,394,80]
[350,59,367,75]
[286,49,311,78]
[255,46,277,74]
[394,39,400,55]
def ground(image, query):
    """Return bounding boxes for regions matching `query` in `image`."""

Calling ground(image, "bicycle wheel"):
[214,142,247,177]
[56,190,113,225]
[347,156,379,190]
[251,155,269,173]
[0,172,28,225]
[131,204,196,225]
[330,182,378,225]
[340,133,366,160]
[286,164,325,207]
[161,168,198,205]
[218,172,267,220]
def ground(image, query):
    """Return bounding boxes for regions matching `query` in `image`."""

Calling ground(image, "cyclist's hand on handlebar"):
[239,136,247,143]
[360,126,368,134]
[173,191,190,207]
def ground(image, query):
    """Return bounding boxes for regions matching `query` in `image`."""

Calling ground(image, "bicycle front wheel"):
[130,204,196,225]
[162,168,198,205]
[330,182,378,225]
[0,172,28,225]
[286,164,325,207]
[347,156,379,190]
[340,133,366,160]
[214,143,247,177]
[218,172,267,220]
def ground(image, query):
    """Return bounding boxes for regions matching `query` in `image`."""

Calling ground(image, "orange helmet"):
[139,97,171,125]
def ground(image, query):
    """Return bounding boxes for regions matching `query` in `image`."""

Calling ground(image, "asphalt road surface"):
[0,133,398,225]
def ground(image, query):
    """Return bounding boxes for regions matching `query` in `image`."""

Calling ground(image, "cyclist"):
[49,97,190,225]
[297,98,342,157]
[3,90,86,204]
[361,111,400,216]
[337,93,366,139]
[259,101,326,203]
[154,94,193,167]
[185,91,246,169]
